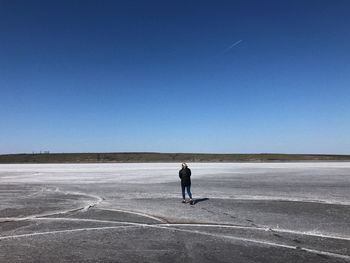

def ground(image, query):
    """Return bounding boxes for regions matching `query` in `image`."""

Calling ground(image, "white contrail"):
[223,39,242,53]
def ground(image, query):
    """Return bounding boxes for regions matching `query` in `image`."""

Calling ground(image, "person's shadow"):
[193,198,209,205]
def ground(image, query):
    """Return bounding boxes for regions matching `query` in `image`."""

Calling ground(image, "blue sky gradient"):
[1,0,350,154]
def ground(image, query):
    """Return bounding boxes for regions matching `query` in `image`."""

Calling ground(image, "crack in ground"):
[0,219,349,261]
[0,187,104,223]
[93,207,168,223]
[1,187,349,260]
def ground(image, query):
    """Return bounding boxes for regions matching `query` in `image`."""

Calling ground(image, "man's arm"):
[179,170,182,179]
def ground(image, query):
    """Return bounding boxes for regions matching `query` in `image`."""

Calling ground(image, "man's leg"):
[186,185,194,205]
[186,185,192,199]
[181,184,186,202]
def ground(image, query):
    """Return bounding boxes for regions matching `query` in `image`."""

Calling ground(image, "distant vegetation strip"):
[1,153,350,163]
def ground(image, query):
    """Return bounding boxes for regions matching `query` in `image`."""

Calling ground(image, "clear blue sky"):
[1,0,350,154]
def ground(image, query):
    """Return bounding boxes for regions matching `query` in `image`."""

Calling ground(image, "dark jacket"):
[179,167,191,186]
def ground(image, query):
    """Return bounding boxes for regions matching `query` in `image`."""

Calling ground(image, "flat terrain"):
[0,163,349,263]
[2,152,350,163]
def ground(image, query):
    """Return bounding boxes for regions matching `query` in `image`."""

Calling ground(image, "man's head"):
[182,163,188,169]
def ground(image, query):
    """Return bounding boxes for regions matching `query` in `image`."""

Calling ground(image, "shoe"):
[182,200,186,203]
[190,199,194,205]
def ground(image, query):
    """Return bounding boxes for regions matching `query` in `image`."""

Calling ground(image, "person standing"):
[179,163,194,205]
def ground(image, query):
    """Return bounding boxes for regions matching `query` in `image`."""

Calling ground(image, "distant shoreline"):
[1,152,350,164]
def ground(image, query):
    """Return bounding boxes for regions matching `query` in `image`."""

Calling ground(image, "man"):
[179,163,194,205]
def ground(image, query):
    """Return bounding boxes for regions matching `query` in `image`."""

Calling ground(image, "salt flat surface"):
[0,162,349,262]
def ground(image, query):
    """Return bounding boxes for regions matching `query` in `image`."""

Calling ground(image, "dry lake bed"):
[0,163,349,263]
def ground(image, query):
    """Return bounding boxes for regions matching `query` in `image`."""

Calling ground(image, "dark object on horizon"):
[1,152,350,163]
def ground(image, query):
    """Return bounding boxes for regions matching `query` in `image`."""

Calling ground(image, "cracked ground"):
[0,163,350,263]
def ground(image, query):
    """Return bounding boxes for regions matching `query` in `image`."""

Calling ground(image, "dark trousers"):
[181,184,192,199]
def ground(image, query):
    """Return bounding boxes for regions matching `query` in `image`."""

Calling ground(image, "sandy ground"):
[0,162,349,263]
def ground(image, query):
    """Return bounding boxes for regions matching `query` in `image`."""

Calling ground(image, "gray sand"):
[0,163,349,262]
